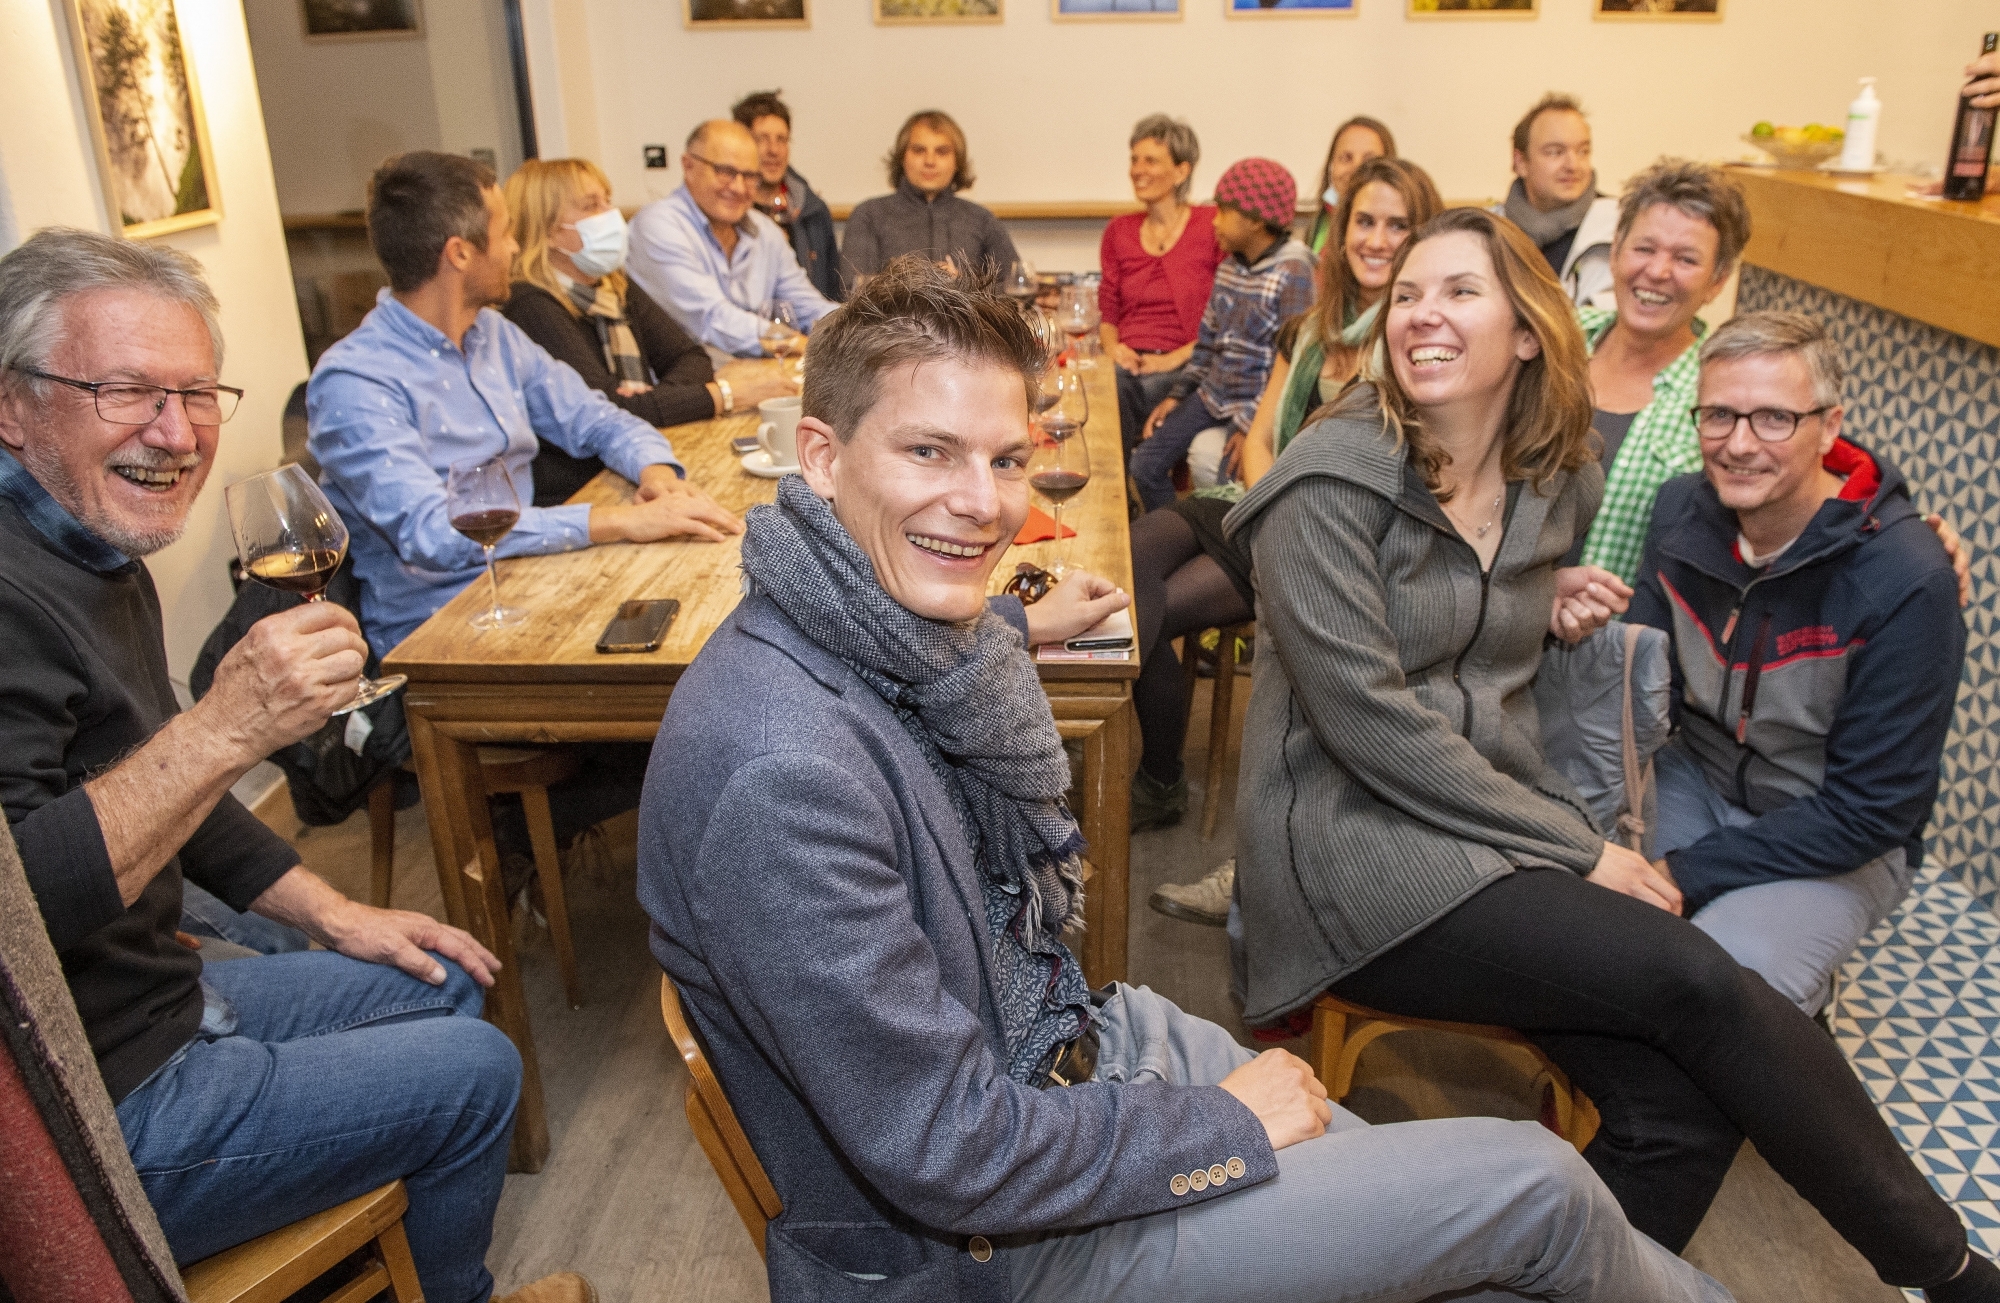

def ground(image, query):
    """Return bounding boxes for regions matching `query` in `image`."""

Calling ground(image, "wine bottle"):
[1944,32,2000,201]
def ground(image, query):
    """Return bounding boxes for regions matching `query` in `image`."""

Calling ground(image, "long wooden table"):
[383,360,1137,1171]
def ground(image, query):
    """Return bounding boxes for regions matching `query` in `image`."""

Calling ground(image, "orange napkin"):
[1014,507,1076,545]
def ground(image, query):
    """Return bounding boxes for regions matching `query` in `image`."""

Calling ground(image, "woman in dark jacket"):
[1226,207,1992,1298]
[502,158,794,504]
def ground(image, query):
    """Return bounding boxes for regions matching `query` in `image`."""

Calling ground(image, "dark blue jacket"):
[1626,438,1964,911]
[637,593,1274,1303]
[783,168,842,304]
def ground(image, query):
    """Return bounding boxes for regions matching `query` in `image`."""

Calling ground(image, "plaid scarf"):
[564,278,648,387]
[741,477,1093,1082]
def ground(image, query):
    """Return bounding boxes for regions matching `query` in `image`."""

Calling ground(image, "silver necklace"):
[1461,490,1504,540]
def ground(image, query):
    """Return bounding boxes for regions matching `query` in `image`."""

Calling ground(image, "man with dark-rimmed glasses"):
[0,226,590,1303]
[1626,309,1967,1022]
[627,118,835,362]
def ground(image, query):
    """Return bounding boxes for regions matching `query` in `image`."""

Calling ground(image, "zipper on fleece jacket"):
[1451,561,1495,740]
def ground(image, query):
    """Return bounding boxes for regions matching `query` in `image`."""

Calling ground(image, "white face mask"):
[1323,184,1340,210]
[562,207,628,278]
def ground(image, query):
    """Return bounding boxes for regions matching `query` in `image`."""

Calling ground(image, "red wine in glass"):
[245,546,343,595]
[450,508,520,548]
[1029,469,1089,505]
[1039,415,1082,442]
[225,463,405,715]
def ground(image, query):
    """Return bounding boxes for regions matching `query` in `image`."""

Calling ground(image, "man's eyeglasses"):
[1690,405,1831,444]
[686,152,754,188]
[15,367,243,426]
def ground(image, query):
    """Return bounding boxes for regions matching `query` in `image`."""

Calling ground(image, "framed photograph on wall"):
[1595,0,1719,19]
[1407,0,1534,16]
[64,0,222,240]
[687,0,810,27]
[300,0,423,41]
[1228,0,1353,16]
[1052,0,1181,23]
[876,0,1001,23]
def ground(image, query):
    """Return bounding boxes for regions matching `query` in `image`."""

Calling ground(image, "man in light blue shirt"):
[628,120,835,362]
[309,151,741,660]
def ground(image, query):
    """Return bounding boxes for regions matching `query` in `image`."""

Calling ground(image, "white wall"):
[243,0,523,216]
[0,0,307,687]
[522,0,1992,272]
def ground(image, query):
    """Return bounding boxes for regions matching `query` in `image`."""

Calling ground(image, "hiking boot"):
[1149,859,1233,927]
[1130,767,1187,832]
[495,1273,597,1303]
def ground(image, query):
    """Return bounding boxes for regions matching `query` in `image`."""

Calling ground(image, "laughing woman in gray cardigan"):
[1225,208,1991,1299]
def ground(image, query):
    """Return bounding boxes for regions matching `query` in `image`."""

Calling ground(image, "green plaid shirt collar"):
[1576,306,1708,585]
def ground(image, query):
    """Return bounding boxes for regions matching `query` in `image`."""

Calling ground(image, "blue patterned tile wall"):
[1737,265,2000,908]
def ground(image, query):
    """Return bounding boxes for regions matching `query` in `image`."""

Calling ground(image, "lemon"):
[1752,121,1775,137]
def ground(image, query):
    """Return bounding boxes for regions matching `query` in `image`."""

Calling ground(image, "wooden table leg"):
[1068,692,1134,988]
[405,716,551,1172]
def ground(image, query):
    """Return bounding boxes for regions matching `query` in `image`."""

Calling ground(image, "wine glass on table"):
[1056,285,1096,369]
[1029,413,1093,578]
[446,453,528,630]
[225,463,406,714]
[1037,366,1089,444]
[1004,259,1038,308]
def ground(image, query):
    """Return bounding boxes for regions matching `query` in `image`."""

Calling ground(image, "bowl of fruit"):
[1743,122,1845,170]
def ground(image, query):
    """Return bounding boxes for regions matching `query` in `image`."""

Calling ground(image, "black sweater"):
[0,500,298,1102]
[502,279,716,506]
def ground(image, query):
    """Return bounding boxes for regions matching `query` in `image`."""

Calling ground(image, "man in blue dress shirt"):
[627,120,836,362]
[309,150,740,661]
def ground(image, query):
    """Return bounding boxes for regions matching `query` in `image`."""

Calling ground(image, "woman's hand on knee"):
[1585,842,1683,915]
[1219,1048,1332,1151]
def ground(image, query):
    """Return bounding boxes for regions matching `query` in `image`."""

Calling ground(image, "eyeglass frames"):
[685,152,755,188]
[1690,405,1831,443]
[14,366,243,426]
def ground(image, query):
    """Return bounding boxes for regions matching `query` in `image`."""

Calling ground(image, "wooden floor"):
[272,668,1901,1302]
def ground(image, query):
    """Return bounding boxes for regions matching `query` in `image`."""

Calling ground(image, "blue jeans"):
[178,880,310,956]
[1131,394,1228,512]
[1115,363,1185,456]
[1654,740,1913,1016]
[1006,985,1726,1302]
[116,951,521,1303]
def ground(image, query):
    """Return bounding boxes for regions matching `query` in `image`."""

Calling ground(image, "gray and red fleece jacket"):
[1626,437,1965,912]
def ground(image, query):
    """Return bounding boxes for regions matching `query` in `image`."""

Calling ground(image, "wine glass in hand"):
[1029,417,1092,578]
[1036,366,1089,444]
[446,453,528,630]
[226,463,405,715]
[759,299,801,358]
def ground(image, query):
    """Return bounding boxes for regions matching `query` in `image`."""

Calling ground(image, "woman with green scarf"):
[1128,158,1443,840]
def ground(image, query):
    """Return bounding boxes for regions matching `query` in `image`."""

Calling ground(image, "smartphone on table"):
[596,599,680,654]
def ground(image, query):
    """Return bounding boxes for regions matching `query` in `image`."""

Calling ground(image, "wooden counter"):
[1728,166,2000,350]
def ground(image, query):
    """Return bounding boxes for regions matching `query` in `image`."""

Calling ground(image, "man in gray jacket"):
[636,258,1727,1303]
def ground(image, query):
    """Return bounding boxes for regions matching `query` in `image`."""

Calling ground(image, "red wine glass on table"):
[1036,366,1089,444]
[1004,259,1039,307]
[1028,410,1092,578]
[446,453,528,631]
[224,463,405,715]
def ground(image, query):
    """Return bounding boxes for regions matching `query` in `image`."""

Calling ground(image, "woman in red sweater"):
[1099,115,1225,455]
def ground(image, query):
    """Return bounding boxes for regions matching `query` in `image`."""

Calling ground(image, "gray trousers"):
[1005,984,1731,1303]
[1656,742,1913,1017]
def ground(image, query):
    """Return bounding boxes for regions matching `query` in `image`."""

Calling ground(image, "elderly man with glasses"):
[1625,310,1967,1024]
[0,228,591,1303]
[628,118,836,365]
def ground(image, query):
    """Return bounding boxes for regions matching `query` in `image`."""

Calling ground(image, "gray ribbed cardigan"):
[1222,394,1609,1023]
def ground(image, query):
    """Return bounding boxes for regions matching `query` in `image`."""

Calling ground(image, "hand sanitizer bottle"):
[1839,78,1881,172]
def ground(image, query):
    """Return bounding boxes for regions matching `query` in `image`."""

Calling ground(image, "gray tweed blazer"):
[1223,394,1608,1024]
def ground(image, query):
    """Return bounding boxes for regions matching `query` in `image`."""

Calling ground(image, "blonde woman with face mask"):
[502,158,794,504]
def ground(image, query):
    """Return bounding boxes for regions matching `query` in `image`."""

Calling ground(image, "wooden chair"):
[1309,994,1601,1153]
[1183,622,1253,840]
[179,1180,422,1303]
[659,974,782,1255]
[372,748,585,1008]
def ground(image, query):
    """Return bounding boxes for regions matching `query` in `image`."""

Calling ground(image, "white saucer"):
[740,450,798,479]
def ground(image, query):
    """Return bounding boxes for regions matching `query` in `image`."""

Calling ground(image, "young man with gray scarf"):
[635,257,1730,1303]
[1493,92,1620,310]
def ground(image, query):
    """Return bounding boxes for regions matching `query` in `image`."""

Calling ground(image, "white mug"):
[757,396,803,469]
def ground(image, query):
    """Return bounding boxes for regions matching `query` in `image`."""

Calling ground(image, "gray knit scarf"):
[741,477,1092,1079]
[1501,173,1600,249]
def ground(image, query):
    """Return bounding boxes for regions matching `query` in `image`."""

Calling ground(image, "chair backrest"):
[658,974,782,1255]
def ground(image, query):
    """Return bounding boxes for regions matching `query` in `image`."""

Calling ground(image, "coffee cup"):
[757,396,802,469]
